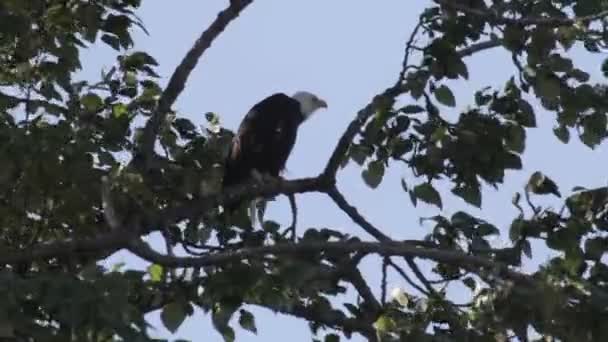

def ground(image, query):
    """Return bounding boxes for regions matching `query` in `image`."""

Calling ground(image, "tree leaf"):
[147,264,163,282]
[477,223,499,236]
[161,302,188,333]
[325,334,340,342]
[81,93,103,112]
[505,124,526,153]
[536,74,561,100]
[414,183,442,208]
[452,184,481,208]
[400,104,425,114]
[434,85,456,107]
[101,34,121,50]
[585,237,606,260]
[516,99,537,127]
[362,160,384,189]
[553,125,570,143]
[112,103,128,118]
[238,309,257,334]
[526,171,561,197]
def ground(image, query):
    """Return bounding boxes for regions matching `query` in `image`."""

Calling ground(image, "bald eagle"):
[222,91,327,213]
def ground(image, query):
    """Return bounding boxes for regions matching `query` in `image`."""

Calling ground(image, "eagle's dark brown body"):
[223,93,305,190]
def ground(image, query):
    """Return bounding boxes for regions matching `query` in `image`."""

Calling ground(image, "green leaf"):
[509,218,524,242]
[505,124,526,153]
[413,183,442,209]
[553,125,570,143]
[548,54,573,72]
[526,171,561,197]
[374,315,396,332]
[325,334,340,342]
[515,100,536,128]
[462,277,477,291]
[81,93,103,112]
[585,237,606,260]
[161,302,188,333]
[434,85,456,107]
[602,58,608,78]
[536,74,561,100]
[477,223,499,236]
[147,264,163,282]
[112,103,128,118]
[212,302,239,342]
[238,309,257,334]
[362,160,384,189]
[452,184,481,208]
[400,104,425,114]
[101,34,121,50]
[569,69,590,82]
[349,144,370,165]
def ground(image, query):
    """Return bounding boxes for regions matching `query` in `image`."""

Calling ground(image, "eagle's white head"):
[292,91,328,120]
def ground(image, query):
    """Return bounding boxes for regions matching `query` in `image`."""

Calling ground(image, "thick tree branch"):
[127,239,535,287]
[0,176,327,266]
[346,266,382,315]
[164,176,330,224]
[139,0,253,161]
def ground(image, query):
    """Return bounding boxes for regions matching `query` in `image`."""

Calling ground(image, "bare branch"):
[396,14,425,86]
[139,0,254,161]
[327,186,391,242]
[388,259,430,296]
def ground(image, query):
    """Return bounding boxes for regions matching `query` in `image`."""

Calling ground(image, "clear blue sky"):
[80,1,608,341]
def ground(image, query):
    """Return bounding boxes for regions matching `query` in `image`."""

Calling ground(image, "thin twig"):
[387,258,430,296]
[381,257,388,305]
[457,39,503,58]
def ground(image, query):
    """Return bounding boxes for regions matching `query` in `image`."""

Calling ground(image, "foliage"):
[1,0,608,341]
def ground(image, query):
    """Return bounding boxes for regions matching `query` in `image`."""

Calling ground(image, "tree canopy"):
[1,0,608,341]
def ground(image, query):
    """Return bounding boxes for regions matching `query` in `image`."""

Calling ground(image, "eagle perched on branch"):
[222,91,328,215]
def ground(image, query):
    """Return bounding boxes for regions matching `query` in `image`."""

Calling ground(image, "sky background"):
[78,1,608,341]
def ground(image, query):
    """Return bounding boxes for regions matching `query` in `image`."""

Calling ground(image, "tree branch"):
[164,176,330,225]
[457,38,503,58]
[327,186,391,242]
[139,0,254,161]
[127,238,535,287]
